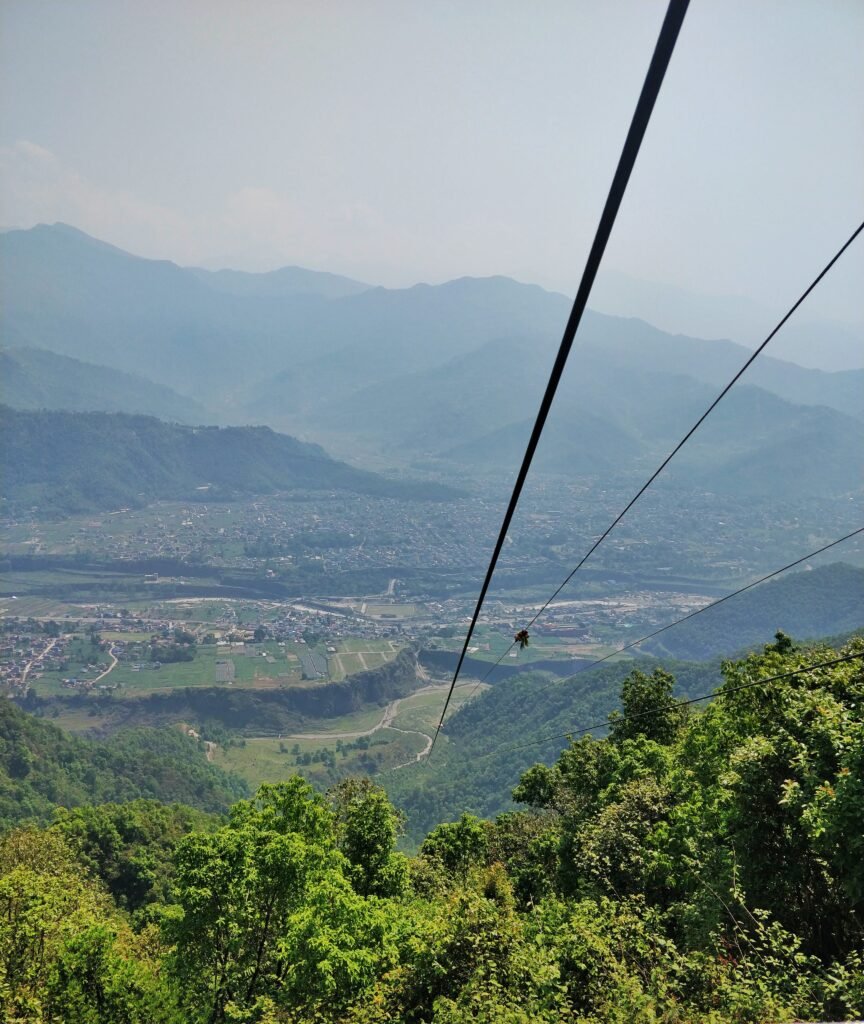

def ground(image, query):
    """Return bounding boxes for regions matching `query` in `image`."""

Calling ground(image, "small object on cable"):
[514,629,530,650]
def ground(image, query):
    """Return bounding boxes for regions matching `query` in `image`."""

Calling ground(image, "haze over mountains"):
[1,222,861,501]
[589,269,864,372]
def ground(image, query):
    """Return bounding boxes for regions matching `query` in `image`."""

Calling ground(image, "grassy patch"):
[207,681,485,791]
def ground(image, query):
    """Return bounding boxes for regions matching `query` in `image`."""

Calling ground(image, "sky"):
[1,0,862,346]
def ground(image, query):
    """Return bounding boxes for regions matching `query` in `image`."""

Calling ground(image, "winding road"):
[279,680,468,765]
[209,678,478,773]
[284,696,403,741]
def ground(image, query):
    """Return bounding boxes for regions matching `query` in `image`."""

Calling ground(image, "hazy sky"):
[1,0,862,332]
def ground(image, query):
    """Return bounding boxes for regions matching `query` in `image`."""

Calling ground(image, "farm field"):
[360,602,417,619]
[24,638,304,697]
[38,705,112,734]
[327,639,400,681]
[15,629,406,699]
[0,595,75,617]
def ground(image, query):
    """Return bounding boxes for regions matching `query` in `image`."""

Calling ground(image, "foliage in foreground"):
[1,636,863,1022]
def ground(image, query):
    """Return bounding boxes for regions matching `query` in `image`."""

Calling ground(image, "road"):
[282,692,435,767]
[284,698,402,741]
[20,636,60,689]
[88,645,119,685]
[281,681,471,765]
[386,722,433,768]
[185,727,216,761]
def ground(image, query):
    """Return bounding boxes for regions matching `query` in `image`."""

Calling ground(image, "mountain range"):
[1,223,861,499]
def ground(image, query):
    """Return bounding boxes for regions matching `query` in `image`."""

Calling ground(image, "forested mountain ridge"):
[317,337,863,497]
[2,637,862,1022]
[188,263,371,299]
[0,406,456,514]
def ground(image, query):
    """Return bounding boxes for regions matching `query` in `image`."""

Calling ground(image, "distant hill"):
[641,562,864,661]
[0,699,248,827]
[590,269,864,372]
[0,346,210,423]
[189,264,370,299]
[578,313,864,420]
[314,335,862,497]
[0,407,456,515]
[0,222,333,399]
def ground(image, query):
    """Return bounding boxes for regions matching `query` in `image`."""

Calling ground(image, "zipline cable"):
[442,219,864,718]
[458,525,864,707]
[502,650,864,755]
[430,0,692,754]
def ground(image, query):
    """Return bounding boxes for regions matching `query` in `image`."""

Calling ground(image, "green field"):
[434,627,617,665]
[211,730,426,790]
[14,626,405,699]
[28,639,304,697]
[0,595,76,617]
[326,639,400,682]
[41,705,112,734]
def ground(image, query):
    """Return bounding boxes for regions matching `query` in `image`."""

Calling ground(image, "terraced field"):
[327,639,400,681]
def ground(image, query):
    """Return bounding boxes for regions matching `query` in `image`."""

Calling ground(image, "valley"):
[0,225,860,858]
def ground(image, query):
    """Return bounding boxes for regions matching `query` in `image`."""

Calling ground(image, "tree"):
[167,779,394,1021]
[327,779,408,898]
[52,800,211,911]
[0,828,178,1023]
[608,667,687,745]
[421,814,488,876]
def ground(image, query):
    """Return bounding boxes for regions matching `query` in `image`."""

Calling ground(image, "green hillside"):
[0,699,247,827]
[385,656,722,845]
[0,406,456,515]
[641,562,864,661]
